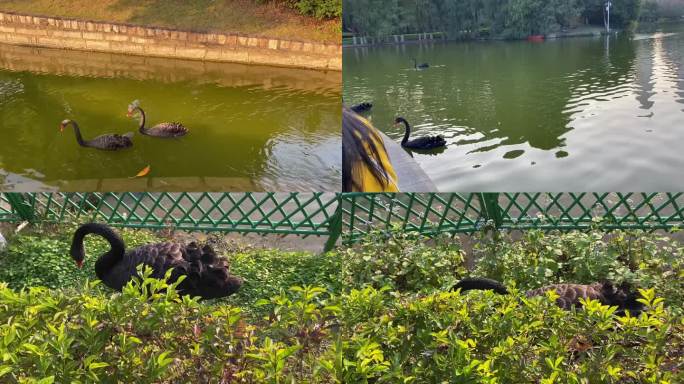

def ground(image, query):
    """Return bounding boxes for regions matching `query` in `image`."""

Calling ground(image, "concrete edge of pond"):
[378,131,437,192]
[0,10,341,71]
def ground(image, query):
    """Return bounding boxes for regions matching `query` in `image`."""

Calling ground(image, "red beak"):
[126,111,132,117]
[76,260,83,268]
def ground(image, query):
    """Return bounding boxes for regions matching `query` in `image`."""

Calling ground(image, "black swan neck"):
[134,107,147,134]
[453,278,509,295]
[67,121,86,146]
[400,119,411,144]
[71,223,125,281]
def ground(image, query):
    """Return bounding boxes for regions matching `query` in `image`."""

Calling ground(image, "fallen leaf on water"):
[131,165,151,178]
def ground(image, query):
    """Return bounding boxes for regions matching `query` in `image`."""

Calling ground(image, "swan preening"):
[394,117,446,150]
[70,223,243,300]
[127,100,188,138]
[60,119,133,151]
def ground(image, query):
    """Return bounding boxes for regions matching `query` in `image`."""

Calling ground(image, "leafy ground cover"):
[0,0,340,42]
[0,224,682,382]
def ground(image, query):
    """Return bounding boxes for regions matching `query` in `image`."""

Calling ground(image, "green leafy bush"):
[255,0,341,19]
[1,224,682,382]
[473,229,684,312]
[1,276,681,383]
[291,0,341,19]
[228,249,342,313]
[341,228,467,292]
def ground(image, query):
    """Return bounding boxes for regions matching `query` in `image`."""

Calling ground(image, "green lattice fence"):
[0,192,342,250]
[2,193,683,249]
[340,193,684,243]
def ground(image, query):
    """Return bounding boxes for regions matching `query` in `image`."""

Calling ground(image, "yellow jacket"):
[351,116,399,192]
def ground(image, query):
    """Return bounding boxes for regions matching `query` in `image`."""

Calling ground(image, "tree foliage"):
[343,0,644,38]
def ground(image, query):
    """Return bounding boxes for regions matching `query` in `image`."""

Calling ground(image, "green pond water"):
[0,44,341,192]
[343,23,684,191]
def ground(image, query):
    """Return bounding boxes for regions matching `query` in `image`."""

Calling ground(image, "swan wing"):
[405,135,446,149]
[147,122,188,137]
[87,133,133,150]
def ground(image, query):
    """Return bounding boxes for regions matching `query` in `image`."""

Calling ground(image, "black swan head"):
[126,100,141,118]
[394,117,408,126]
[69,222,125,273]
[59,119,73,132]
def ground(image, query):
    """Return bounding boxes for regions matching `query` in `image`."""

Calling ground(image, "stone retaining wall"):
[0,44,341,93]
[0,11,341,71]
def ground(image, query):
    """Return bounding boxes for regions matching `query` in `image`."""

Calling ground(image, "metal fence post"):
[4,193,35,222]
[323,194,343,252]
[478,193,503,229]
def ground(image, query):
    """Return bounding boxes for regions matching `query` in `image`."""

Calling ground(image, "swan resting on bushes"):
[453,277,644,315]
[70,223,243,299]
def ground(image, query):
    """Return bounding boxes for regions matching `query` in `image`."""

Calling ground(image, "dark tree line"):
[343,0,647,38]
[641,0,684,21]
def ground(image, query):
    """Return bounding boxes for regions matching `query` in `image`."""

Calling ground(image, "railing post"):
[323,194,343,252]
[478,193,503,229]
[5,193,35,222]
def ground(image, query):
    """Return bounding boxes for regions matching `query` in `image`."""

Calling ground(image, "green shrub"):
[228,249,342,313]
[473,228,684,312]
[255,0,341,19]
[341,228,467,292]
[291,0,341,19]
[3,274,680,383]
[1,224,682,382]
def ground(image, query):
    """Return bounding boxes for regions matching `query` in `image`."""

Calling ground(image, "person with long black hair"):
[342,107,399,192]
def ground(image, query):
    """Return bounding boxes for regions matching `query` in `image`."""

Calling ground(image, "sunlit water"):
[343,23,684,191]
[0,44,341,191]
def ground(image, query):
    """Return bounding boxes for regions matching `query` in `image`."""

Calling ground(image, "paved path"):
[379,131,437,192]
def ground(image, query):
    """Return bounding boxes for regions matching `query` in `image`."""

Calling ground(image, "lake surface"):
[343,23,684,191]
[0,44,341,191]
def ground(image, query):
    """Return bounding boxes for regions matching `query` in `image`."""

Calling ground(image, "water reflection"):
[343,23,684,191]
[0,44,341,191]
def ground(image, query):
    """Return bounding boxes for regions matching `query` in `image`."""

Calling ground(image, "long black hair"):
[342,107,393,192]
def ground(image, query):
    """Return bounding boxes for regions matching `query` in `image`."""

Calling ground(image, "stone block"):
[144,44,175,56]
[109,41,144,53]
[85,39,110,50]
[175,46,206,59]
[104,33,129,42]
[83,32,103,40]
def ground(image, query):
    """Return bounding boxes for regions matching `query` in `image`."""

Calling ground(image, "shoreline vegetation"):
[343,0,683,45]
[343,25,618,47]
[0,0,341,43]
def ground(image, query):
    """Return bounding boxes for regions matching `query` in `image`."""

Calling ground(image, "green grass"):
[0,0,340,42]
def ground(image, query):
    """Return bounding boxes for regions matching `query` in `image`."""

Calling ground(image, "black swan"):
[453,277,643,314]
[412,58,429,69]
[70,223,243,299]
[395,117,446,150]
[127,100,188,138]
[60,120,133,151]
[350,102,373,114]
